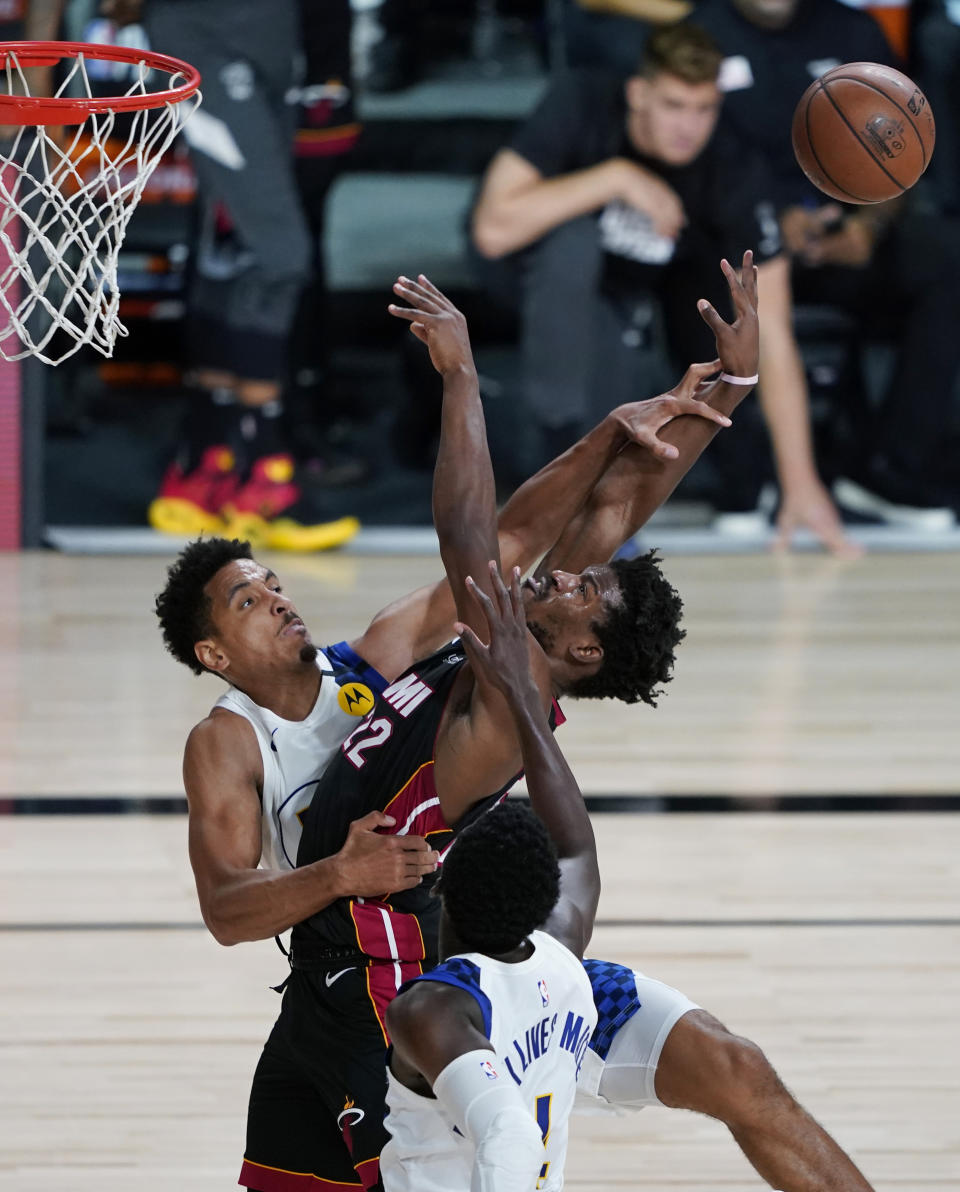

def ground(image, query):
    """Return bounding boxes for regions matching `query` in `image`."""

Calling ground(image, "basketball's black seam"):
[826,72,929,170]
[802,82,875,204]
[820,81,908,196]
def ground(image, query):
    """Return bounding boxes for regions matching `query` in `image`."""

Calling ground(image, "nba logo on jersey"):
[537,978,550,1007]
[480,1059,498,1080]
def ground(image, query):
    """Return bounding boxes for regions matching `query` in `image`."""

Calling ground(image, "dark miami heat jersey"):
[293,642,519,969]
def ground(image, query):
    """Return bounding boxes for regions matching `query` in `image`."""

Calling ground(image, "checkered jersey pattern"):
[583,958,641,1060]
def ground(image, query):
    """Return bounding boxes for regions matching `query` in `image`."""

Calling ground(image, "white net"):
[0,49,200,365]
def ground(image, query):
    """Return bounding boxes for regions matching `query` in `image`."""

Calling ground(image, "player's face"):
[521,565,623,661]
[195,559,316,677]
[732,0,801,28]
[626,72,722,165]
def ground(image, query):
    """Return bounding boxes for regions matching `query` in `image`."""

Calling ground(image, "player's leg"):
[518,215,608,465]
[653,1008,876,1192]
[241,1017,362,1191]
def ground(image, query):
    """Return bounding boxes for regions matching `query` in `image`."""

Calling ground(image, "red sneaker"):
[148,445,239,536]
[221,453,360,551]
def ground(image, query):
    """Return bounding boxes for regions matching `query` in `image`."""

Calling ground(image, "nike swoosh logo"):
[325,967,355,987]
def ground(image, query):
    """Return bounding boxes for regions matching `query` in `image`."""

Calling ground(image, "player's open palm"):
[697,250,759,379]
[609,360,732,461]
[388,274,475,378]
[455,563,539,710]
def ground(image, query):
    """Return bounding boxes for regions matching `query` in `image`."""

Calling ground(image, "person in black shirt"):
[694,0,960,523]
[473,21,862,555]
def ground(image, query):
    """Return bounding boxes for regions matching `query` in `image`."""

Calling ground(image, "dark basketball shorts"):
[240,957,424,1192]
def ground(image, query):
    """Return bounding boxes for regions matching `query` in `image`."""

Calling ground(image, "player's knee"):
[657,1011,783,1123]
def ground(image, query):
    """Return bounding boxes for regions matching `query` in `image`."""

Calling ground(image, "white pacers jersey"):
[381,930,597,1192]
[213,642,385,871]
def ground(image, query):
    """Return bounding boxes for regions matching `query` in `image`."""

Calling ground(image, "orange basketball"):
[791,62,935,204]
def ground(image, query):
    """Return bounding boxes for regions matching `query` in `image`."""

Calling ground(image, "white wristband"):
[719,372,758,385]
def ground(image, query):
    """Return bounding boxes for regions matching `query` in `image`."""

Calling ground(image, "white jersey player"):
[384,930,595,1192]
[383,566,602,1192]
[213,641,387,870]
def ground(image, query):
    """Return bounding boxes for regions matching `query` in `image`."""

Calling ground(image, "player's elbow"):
[199,897,255,946]
[474,1110,544,1184]
[203,911,243,947]
[471,207,517,260]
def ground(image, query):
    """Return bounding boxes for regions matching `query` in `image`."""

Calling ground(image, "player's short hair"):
[639,22,723,85]
[566,550,685,706]
[440,801,561,954]
[155,536,253,675]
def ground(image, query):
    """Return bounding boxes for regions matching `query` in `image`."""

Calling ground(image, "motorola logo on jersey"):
[338,682,375,717]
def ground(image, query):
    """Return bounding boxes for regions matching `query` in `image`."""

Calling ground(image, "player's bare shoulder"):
[183,705,264,805]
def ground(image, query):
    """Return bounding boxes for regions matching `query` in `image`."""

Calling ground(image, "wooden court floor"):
[1,548,959,1190]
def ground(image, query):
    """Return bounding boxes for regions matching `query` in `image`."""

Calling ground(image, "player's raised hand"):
[696,250,759,381]
[609,360,732,461]
[388,274,476,378]
[455,562,540,709]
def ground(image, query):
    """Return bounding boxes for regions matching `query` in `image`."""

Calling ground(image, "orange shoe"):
[148,445,239,536]
[221,453,360,552]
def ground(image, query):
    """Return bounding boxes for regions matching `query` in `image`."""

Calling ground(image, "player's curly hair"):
[155,537,253,675]
[566,550,685,707]
[440,800,561,954]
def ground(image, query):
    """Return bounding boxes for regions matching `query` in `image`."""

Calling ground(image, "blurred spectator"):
[693,0,960,526]
[286,0,368,482]
[121,0,359,550]
[471,22,860,554]
[912,0,960,214]
[560,0,692,74]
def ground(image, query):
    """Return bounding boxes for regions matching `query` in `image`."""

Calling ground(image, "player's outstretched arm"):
[457,564,600,958]
[352,363,731,685]
[540,250,761,572]
[388,275,502,641]
[183,714,437,945]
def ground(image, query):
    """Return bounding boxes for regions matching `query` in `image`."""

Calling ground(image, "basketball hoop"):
[0,40,201,365]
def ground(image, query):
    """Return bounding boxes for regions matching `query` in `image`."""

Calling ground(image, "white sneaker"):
[712,510,770,536]
[832,478,956,531]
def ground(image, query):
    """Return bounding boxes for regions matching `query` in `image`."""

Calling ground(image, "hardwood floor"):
[1,548,958,1189]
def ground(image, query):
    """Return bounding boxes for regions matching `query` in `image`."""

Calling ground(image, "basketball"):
[791,62,935,204]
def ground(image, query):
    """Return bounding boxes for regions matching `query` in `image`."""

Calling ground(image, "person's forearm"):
[200,858,344,946]
[25,0,65,38]
[508,688,596,865]
[543,378,753,571]
[577,0,692,18]
[433,364,500,569]
[757,329,822,492]
[473,161,619,259]
[498,414,627,569]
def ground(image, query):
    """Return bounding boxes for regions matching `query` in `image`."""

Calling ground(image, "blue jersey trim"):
[401,957,493,1038]
[583,958,641,1061]
[322,641,388,695]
